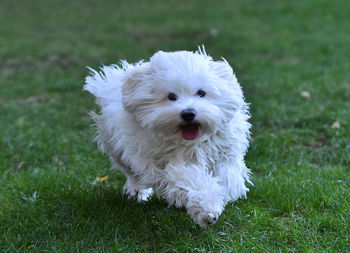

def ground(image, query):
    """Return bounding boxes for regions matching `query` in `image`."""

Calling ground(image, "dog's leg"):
[123,176,153,201]
[216,159,251,204]
[109,154,153,201]
[160,163,226,227]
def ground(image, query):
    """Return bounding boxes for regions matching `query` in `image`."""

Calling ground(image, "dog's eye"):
[196,90,206,98]
[167,92,178,101]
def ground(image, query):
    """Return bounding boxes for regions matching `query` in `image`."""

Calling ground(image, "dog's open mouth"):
[180,124,200,140]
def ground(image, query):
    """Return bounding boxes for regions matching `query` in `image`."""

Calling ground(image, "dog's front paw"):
[198,211,220,226]
[123,181,153,202]
[137,188,153,202]
[187,205,223,227]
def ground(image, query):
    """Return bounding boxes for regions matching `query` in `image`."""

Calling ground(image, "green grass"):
[1,0,349,251]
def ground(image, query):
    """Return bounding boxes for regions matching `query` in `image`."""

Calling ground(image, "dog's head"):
[122,49,246,141]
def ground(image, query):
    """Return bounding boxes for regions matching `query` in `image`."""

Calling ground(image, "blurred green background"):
[1,0,349,251]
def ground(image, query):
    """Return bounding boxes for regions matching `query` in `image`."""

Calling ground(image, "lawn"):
[1,0,349,251]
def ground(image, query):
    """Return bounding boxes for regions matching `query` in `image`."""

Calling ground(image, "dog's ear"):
[122,64,152,112]
[210,59,239,85]
[210,59,245,110]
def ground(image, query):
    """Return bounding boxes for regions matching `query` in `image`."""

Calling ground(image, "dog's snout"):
[180,109,196,123]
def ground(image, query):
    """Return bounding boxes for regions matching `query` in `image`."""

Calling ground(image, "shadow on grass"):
[27,184,214,251]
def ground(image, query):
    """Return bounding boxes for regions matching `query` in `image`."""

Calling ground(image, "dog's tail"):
[84,64,127,108]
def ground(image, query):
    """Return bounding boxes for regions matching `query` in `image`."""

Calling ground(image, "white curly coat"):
[84,48,252,226]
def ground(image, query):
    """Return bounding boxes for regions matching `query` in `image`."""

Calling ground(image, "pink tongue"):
[180,124,199,140]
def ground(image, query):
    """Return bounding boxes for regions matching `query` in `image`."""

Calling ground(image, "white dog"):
[84,47,251,226]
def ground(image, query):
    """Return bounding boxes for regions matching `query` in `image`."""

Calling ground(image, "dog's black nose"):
[180,109,196,123]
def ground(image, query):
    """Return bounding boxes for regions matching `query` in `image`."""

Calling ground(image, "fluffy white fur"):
[84,48,252,227]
